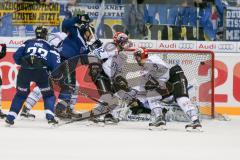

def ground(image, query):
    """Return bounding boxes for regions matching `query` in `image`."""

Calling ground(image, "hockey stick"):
[58,92,117,126]
[58,106,111,126]
[68,85,108,106]
[94,0,105,38]
[57,85,117,126]
[85,0,105,43]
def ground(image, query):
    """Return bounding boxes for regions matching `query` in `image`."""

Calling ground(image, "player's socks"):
[20,105,36,119]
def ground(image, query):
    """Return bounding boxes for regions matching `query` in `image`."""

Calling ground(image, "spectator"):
[177,1,196,26]
[146,4,180,25]
[123,0,148,39]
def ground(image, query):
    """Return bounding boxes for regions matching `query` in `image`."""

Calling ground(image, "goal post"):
[123,49,215,118]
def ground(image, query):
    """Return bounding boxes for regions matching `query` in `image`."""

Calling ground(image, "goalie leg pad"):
[168,65,189,99]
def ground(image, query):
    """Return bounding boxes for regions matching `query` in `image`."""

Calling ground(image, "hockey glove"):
[145,76,159,91]
[89,39,103,51]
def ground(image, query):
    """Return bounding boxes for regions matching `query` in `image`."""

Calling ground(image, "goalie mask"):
[134,48,148,66]
[113,32,129,50]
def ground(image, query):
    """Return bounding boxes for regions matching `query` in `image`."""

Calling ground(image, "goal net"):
[50,49,215,119]
[122,49,215,118]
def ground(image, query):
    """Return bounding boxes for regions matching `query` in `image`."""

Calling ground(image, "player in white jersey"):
[19,32,68,119]
[133,48,202,131]
[89,32,139,123]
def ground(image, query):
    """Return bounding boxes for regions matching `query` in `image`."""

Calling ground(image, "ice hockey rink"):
[0,111,239,160]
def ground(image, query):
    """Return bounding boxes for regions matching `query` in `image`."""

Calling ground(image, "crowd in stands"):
[0,0,237,41]
[123,0,228,40]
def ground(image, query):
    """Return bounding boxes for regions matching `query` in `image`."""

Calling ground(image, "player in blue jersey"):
[5,26,61,127]
[18,14,101,120]
[19,32,68,120]
[0,43,7,119]
[54,14,103,118]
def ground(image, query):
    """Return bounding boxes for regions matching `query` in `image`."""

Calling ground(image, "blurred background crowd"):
[0,0,239,41]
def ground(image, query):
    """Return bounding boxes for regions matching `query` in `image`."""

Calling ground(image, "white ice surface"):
[0,110,239,160]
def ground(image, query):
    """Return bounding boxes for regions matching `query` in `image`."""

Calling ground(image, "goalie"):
[132,48,202,131]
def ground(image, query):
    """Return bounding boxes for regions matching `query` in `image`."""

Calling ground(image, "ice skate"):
[48,118,59,128]
[86,116,105,127]
[20,106,35,120]
[66,108,82,119]
[5,119,14,127]
[55,107,70,119]
[0,109,6,119]
[185,119,202,132]
[149,115,167,130]
[103,113,119,124]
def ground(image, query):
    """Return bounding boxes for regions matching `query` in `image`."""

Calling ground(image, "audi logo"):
[178,43,195,49]
[135,42,153,48]
[0,62,18,89]
[217,44,234,50]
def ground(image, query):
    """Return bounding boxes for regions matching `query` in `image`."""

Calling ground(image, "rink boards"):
[1,39,240,115]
